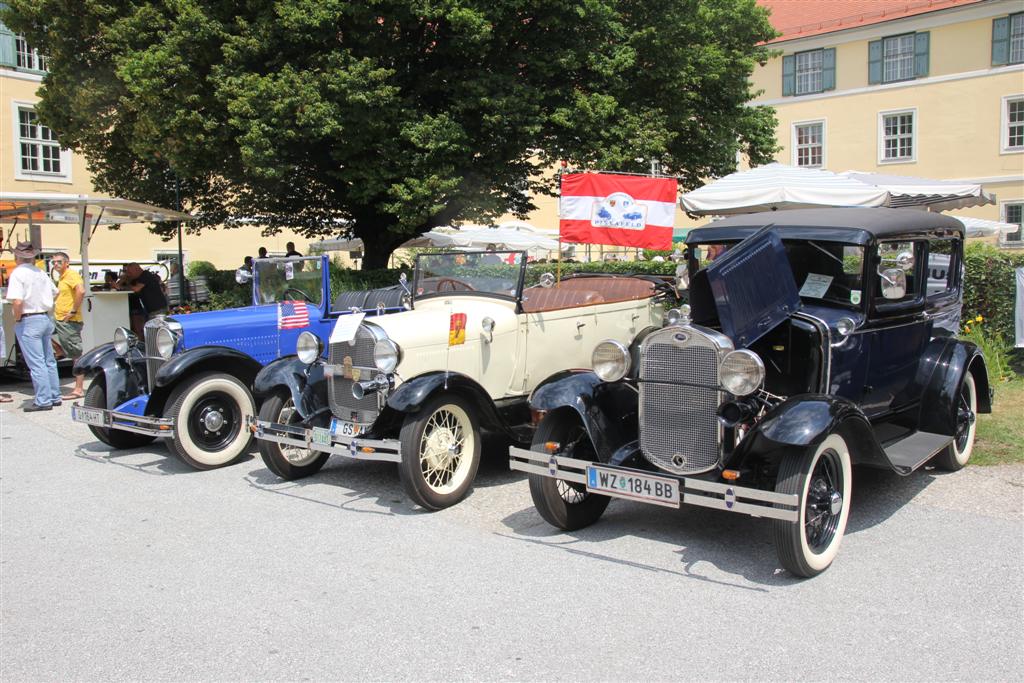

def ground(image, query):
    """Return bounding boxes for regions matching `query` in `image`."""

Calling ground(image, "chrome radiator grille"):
[327,325,381,423]
[639,328,722,475]
[143,325,165,390]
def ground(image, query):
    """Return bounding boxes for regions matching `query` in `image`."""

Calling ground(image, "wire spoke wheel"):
[398,393,482,510]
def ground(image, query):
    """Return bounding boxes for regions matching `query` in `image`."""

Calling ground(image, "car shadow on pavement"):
[498,465,940,588]
[72,440,258,476]
[242,457,423,517]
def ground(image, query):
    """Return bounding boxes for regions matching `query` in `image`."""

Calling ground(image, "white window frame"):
[791,119,827,168]
[1001,94,1024,154]
[877,108,917,164]
[882,33,915,83]
[11,101,73,183]
[1011,12,1024,65]
[1000,201,1024,243]
[14,34,48,72]
[794,49,824,95]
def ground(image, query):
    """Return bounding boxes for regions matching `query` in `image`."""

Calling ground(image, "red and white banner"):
[559,173,677,250]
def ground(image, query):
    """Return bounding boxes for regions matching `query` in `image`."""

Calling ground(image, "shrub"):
[186,260,217,278]
[962,243,1024,349]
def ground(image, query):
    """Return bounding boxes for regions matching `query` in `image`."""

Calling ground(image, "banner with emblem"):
[559,172,677,250]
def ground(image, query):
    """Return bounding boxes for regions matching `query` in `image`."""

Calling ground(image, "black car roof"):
[686,207,965,245]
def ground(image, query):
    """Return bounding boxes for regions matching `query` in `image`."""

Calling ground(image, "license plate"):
[311,427,333,447]
[586,465,680,508]
[330,418,362,438]
[73,405,106,427]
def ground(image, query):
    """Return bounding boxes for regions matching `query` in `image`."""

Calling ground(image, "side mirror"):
[481,316,495,343]
[539,272,555,288]
[878,267,907,300]
[235,268,252,284]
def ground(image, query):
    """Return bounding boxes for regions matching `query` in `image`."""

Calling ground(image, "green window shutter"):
[868,39,882,84]
[822,48,836,90]
[0,27,15,68]
[782,54,795,96]
[914,31,930,77]
[992,16,1010,66]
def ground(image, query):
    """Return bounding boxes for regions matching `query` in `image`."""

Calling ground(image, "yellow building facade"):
[751,0,1024,240]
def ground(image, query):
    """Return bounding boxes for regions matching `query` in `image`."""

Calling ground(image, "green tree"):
[3,0,777,268]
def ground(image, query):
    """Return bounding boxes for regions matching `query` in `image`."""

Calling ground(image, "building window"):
[1012,13,1024,64]
[16,107,64,176]
[880,110,915,163]
[1004,96,1024,152]
[1004,203,1023,242]
[883,34,915,82]
[795,50,823,95]
[14,35,48,72]
[869,32,928,84]
[793,121,824,167]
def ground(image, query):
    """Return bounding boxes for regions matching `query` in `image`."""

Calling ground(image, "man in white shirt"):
[5,242,61,411]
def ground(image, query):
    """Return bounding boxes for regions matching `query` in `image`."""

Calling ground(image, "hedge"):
[962,243,1024,347]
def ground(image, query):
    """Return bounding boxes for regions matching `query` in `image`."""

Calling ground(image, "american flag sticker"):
[278,300,310,330]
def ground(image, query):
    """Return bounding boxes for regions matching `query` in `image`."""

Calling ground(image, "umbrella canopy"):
[680,163,890,215]
[953,216,1020,238]
[426,225,560,251]
[840,171,995,212]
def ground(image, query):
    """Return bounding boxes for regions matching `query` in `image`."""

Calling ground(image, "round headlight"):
[154,326,178,360]
[373,338,401,373]
[592,340,630,383]
[112,327,134,356]
[719,349,765,397]
[835,317,856,338]
[296,331,323,365]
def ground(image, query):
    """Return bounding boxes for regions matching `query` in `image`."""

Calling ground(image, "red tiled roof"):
[758,0,987,42]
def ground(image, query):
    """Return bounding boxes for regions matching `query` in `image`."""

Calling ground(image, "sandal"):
[0,393,13,403]
[62,391,85,400]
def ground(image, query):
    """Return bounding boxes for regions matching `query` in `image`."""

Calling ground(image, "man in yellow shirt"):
[52,252,86,399]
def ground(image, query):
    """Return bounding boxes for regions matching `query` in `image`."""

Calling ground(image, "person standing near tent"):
[51,251,86,399]
[5,242,60,411]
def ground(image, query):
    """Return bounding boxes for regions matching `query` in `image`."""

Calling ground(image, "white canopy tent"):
[953,216,1020,239]
[680,163,997,216]
[839,171,995,212]
[680,163,890,215]
[310,221,560,256]
[0,192,192,352]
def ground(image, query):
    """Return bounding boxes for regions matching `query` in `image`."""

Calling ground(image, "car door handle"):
[576,321,586,332]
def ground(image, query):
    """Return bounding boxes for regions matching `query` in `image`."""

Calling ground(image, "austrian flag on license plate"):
[586,464,680,508]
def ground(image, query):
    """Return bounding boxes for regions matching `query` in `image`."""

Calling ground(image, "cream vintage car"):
[251,250,671,509]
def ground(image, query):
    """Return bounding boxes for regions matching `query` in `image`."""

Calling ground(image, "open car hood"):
[704,226,802,348]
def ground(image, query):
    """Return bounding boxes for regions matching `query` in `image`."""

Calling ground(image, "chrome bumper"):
[71,403,175,438]
[252,419,402,463]
[509,446,799,522]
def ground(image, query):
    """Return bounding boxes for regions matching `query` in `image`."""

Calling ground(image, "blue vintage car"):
[71,255,405,470]
[510,208,992,577]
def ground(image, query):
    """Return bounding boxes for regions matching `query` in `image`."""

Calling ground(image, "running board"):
[884,431,952,475]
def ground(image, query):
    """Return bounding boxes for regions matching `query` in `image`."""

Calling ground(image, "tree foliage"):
[3,0,778,267]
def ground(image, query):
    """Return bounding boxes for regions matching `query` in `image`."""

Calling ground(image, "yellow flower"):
[964,325,971,333]
[975,315,983,322]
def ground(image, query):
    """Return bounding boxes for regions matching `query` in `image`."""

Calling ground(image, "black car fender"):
[252,356,330,423]
[73,343,147,410]
[729,394,889,470]
[917,339,992,436]
[529,371,639,465]
[386,371,511,436]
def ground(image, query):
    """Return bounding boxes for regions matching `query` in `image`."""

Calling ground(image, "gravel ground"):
[1,378,1022,681]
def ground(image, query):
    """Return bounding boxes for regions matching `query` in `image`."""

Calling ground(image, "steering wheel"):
[283,286,315,303]
[435,278,475,292]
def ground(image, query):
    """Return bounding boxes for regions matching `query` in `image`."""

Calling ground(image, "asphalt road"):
[1,379,1022,681]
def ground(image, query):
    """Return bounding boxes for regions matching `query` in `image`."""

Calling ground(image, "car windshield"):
[254,257,324,307]
[691,240,865,308]
[413,251,525,300]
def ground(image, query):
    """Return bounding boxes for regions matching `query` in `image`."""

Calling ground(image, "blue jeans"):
[15,315,61,407]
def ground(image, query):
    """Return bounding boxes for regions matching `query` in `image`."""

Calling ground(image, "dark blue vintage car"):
[71,255,404,470]
[510,208,992,577]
